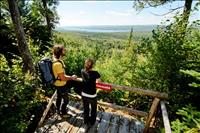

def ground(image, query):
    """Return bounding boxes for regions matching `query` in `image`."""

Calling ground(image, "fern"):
[171,105,200,133]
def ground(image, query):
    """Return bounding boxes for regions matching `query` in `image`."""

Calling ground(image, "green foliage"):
[151,17,189,89]
[64,48,90,76]
[180,70,200,88]
[171,105,200,133]
[0,0,58,65]
[0,0,19,66]
[139,16,200,118]
[23,0,58,54]
[133,0,172,11]
[0,54,43,133]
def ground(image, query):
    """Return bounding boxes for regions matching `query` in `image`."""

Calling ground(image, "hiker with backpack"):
[52,44,78,118]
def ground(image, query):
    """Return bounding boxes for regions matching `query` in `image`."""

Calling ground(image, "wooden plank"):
[129,119,144,133]
[45,115,61,133]
[69,93,147,117]
[87,111,103,133]
[35,114,58,133]
[38,101,76,133]
[41,101,74,133]
[55,120,69,133]
[118,116,130,133]
[57,123,70,133]
[144,98,160,133]
[50,101,83,133]
[68,111,84,133]
[56,101,79,133]
[129,119,137,133]
[50,113,70,133]
[77,124,90,133]
[97,112,113,133]
[98,101,148,117]
[38,90,57,127]
[48,123,60,133]
[160,101,171,133]
[64,102,83,133]
[107,115,120,133]
[109,83,168,99]
[67,100,83,116]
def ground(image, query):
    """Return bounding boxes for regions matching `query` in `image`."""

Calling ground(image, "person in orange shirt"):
[52,44,77,118]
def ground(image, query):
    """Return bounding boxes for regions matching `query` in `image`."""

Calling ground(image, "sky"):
[56,1,200,27]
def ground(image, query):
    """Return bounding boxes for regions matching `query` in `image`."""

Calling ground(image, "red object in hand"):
[96,83,112,91]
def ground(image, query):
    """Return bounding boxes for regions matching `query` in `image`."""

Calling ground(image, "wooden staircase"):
[35,100,144,133]
[35,82,171,133]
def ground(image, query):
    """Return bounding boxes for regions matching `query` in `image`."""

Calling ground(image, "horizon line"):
[56,24,164,27]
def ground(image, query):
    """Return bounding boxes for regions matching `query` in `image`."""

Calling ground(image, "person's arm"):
[96,71,101,83]
[54,61,77,81]
[96,78,101,83]
[58,72,76,81]
[76,78,83,82]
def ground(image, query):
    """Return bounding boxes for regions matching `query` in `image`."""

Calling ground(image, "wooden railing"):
[160,101,171,133]
[37,81,171,133]
[101,83,171,133]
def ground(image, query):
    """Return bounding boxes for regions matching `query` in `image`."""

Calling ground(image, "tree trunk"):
[182,0,192,28]
[42,0,52,37]
[7,0,35,73]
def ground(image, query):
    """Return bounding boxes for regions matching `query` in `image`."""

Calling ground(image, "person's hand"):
[72,75,77,80]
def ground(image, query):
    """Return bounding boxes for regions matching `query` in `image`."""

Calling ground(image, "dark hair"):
[53,45,64,59]
[84,58,94,71]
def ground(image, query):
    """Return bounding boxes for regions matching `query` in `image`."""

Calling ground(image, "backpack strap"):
[52,59,65,81]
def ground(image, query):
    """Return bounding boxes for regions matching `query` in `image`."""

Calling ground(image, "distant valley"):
[55,25,160,33]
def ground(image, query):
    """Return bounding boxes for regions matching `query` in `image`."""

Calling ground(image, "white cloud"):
[126,9,135,13]
[58,18,93,26]
[105,10,133,16]
[79,11,87,15]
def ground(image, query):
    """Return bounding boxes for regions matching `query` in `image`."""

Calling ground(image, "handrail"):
[160,101,171,133]
[75,79,168,99]
[37,90,57,127]
[144,100,172,133]
[106,83,168,99]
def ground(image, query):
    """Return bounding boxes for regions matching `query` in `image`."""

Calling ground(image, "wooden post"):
[38,90,57,127]
[160,101,171,133]
[144,98,160,133]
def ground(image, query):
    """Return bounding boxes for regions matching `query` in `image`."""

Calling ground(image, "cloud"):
[105,10,133,16]
[79,11,87,15]
[58,18,93,26]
